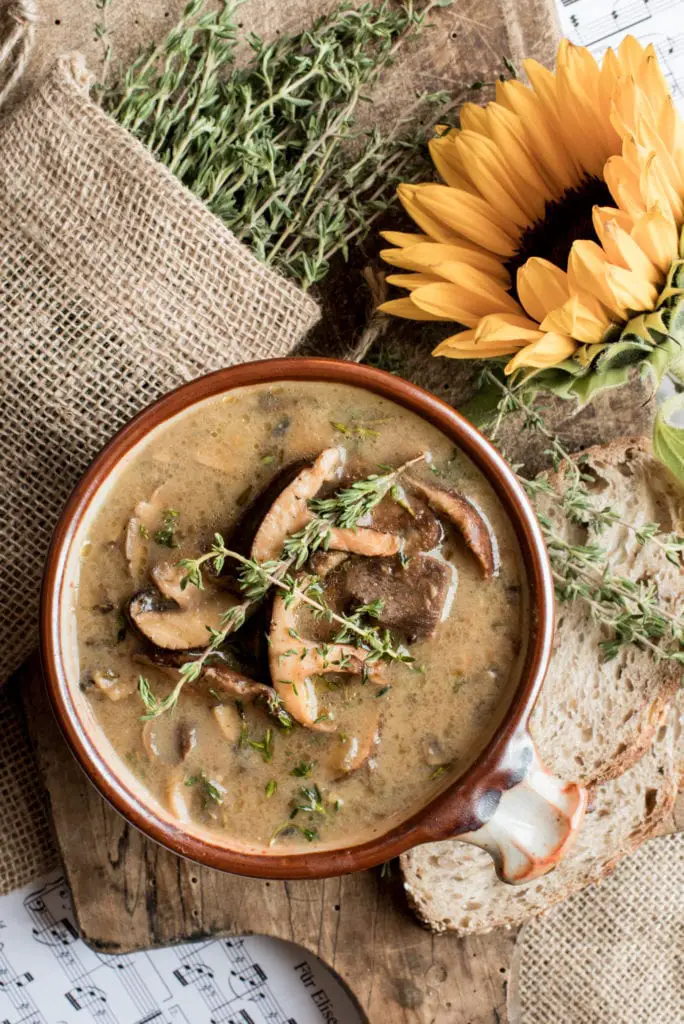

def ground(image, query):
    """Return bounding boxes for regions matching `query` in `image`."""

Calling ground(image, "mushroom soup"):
[74,381,528,851]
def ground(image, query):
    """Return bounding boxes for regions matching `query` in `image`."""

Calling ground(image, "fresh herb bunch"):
[100,0,449,288]
[478,369,684,665]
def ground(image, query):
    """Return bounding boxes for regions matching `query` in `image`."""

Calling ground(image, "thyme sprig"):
[477,369,684,663]
[101,0,451,289]
[138,537,411,718]
[310,452,425,528]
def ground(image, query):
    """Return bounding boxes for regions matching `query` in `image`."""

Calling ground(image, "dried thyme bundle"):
[100,0,448,288]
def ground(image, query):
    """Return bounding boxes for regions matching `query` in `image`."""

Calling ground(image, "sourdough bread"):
[401,436,683,935]
[402,712,678,935]
[531,437,682,785]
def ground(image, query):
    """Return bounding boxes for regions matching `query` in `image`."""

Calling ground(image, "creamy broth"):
[75,381,527,851]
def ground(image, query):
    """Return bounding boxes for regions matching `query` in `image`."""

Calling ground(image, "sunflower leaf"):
[653,392,684,484]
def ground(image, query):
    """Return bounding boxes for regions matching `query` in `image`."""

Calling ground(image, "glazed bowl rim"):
[40,356,554,879]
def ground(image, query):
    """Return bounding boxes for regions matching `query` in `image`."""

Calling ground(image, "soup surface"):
[74,381,527,852]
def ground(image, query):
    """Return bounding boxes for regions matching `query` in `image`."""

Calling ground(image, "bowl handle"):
[456,741,588,885]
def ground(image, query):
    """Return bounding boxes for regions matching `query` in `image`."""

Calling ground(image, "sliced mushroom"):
[406,477,498,578]
[340,554,455,641]
[212,703,243,743]
[268,576,385,731]
[92,670,136,702]
[328,710,381,777]
[135,650,271,702]
[141,720,160,760]
[125,482,176,581]
[203,665,273,703]
[151,562,195,609]
[178,722,197,761]
[325,525,401,557]
[365,490,443,555]
[167,775,191,823]
[251,447,344,563]
[308,550,349,577]
[127,588,241,650]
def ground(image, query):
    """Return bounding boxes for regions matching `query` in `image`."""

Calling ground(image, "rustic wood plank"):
[22,656,515,1022]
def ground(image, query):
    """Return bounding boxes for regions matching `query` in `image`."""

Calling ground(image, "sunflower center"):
[505,176,614,297]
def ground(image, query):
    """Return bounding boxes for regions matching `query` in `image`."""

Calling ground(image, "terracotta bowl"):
[41,358,586,883]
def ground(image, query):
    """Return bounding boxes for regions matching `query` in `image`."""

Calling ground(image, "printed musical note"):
[6,869,358,1022]
[558,0,684,106]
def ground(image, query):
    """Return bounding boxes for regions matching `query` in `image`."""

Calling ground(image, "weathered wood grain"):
[23,656,516,1023]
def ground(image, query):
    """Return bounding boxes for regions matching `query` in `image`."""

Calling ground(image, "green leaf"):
[653,392,684,484]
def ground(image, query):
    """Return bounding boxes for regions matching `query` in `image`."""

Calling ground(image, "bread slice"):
[400,436,683,935]
[530,437,682,786]
[401,711,678,935]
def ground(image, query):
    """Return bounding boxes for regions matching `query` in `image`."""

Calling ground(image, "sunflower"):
[379,36,684,394]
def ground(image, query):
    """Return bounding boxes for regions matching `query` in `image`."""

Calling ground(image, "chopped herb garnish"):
[138,523,150,539]
[291,760,314,778]
[429,765,450,780]
[185,771,225,806]
[137,674,185,720]
[375,685,392,698]
[248,727,274,763]
[154,508,180,547]
[292,784,327,817]
[265,780,278,798]
[261,453,276,465]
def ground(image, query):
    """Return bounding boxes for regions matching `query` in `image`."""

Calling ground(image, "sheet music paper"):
[0,872,362,1024]
[559,0,684,108]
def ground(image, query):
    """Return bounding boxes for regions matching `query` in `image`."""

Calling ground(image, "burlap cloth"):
[0,53,319,891]
[509,832,684,1024]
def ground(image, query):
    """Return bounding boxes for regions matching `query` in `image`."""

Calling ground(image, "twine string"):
[0,0,37,109]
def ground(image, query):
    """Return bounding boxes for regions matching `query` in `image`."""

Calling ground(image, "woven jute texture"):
[511,832,684,1024]
[0,53,318,892]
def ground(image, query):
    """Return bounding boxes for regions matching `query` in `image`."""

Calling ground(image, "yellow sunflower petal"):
[517,258,570,323]
[523,58,584,180]
[640,150,684,222]
[434,329,522,359]
[458,103,489,135]
[474,313,545,344]
[428,136,478,192]
[414,184,519,256]
[606,264,659,312]
[640,44,672,113]
[540,293,614,343]
[592,206,661,284]
[568,240,628,318]
[598,46,621,128]
[556,42,621,174]
[380,243,509,285]
[380,231,431,248]
[385,273,442,292]
[505,333,579,373]
[483,104,556,206]
[630,203,679,274]
[377,298,450,321]
[616,35,647,75]
[453,130,539,225]
[658,96,684,155]
[410,276,522,327]
[603,154,647,218]
[495,79,576,193]
[397,185,466,245]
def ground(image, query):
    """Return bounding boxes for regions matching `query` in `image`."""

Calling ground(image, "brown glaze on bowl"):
[41,358,564,881]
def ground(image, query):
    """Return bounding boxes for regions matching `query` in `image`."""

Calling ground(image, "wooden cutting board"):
[22,657,516,1023]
